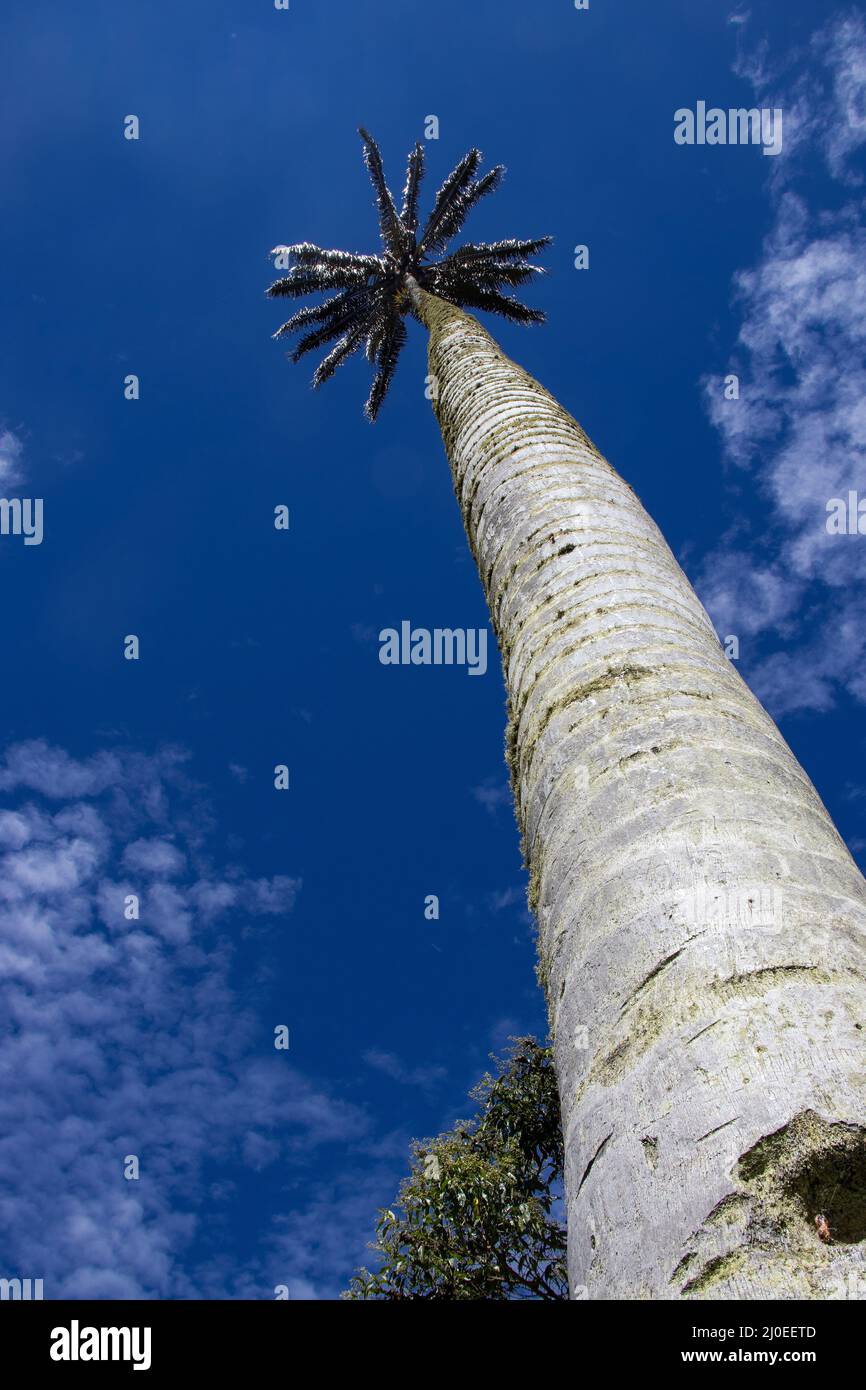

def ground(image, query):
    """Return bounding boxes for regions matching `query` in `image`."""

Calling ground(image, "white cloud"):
[698,12,866,715]
[0,811,33,849]
[122,837,187,877]
[0,429,24,488]
[471,778,511,815]
[0,740,365,1298]
[0,740,125,798]
[267,1164,402,1299]
[487,885,525,913]
[362,1048,447,1090]
[818,15,866,178]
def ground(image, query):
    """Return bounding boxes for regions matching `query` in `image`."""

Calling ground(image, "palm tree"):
[268,132,866,1301]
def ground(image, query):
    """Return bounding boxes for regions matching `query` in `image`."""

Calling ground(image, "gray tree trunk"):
[408,279,866,1300]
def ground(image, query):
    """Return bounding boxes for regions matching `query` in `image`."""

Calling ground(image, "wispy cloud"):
[699,12,866,715]
[0,428,24,488]
[488,1016,528,1053]
[267,1164,401,1299]
[471,778,512,815]
[0,739,363,1299]
[487,885,526,914]
[362,1048,447,1090]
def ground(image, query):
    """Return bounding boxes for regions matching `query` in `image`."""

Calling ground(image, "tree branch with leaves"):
[345,1039,567,1300]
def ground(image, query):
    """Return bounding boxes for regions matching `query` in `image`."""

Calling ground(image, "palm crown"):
[267,129,551,420]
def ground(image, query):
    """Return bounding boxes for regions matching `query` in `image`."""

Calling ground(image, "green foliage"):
[345,1038,567,1300]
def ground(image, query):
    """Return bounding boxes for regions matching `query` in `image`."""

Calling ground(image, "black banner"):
[0,1298,859,1375]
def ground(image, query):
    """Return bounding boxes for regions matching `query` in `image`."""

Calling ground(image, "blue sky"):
[1,0,865,1298]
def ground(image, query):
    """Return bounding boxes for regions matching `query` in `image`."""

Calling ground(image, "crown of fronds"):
[267,129,551,420]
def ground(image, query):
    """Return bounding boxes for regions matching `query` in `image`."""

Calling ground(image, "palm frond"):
[421,166,505,257]
[365,316,407,421]
[272,289,371,339]
[417,148,482,256]
[365,322,385,363]
[430,257,544,292]
[292,298,378,363]
[267,265,369,298]
[272,244,384,274]
[313,325,369,387]
[446,236,553,264]
[358,128,405,257]
[432,282,546,324]
[400,143,425,236]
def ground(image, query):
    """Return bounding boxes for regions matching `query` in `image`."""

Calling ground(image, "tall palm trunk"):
[407,278,866,1301]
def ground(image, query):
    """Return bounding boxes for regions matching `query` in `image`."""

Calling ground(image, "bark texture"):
[409,281,866,1300]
